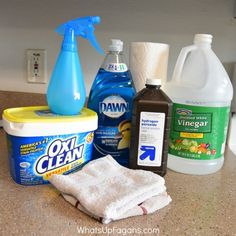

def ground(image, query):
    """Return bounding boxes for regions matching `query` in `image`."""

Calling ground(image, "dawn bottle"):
[88,39,136,166]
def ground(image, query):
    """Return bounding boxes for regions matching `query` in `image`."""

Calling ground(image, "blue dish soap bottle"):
[88,39,136,166]
[47,16,104,115]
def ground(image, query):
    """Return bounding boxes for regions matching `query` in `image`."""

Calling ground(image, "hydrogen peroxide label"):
[99,95,129,118]
[169,103,230,160]
[104,63,128,72]
[7,131,94,185]
[137,112,165,167]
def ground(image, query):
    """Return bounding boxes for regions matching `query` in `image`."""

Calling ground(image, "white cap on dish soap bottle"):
[109,39,123,51]
[146,78,161,86]
[194,34,213,44]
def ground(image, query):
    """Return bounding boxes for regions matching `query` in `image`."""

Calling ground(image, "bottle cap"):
[194,34,213,44]
[109,39,123,51]
[146,78,161,86]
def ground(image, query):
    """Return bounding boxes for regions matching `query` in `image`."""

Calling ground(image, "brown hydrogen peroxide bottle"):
[129,78,172,176]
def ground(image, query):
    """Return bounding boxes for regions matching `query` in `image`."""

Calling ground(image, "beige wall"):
[0,0,236,94]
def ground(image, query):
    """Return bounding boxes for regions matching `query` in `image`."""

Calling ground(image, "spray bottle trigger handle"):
[172,45,197,83]
[91,16,101,24]
[86,29,105,55]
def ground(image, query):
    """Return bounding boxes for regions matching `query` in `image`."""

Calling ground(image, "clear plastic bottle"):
[164,34,233,175]
[88,39,136,166]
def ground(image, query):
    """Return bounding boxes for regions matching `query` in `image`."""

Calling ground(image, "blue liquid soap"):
[88,39,136,166]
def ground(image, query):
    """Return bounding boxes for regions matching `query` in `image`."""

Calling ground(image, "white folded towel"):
[49,155,171,224]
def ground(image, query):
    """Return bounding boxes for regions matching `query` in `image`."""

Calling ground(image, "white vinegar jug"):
[165,34,233,175]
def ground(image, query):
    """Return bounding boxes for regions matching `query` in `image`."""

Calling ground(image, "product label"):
[94,94,132,166]
[7,132,94,185]
[93,121,131,166]
[35,109,61,117]
[137,112,165,167]
[35,136,84,175]
[169,103,230,160]
[99,95,129,118]
[105,63,128,72]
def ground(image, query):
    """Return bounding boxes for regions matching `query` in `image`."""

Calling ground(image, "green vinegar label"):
[169,103,230,160]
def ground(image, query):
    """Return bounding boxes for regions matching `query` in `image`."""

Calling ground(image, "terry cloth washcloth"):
[49,155,171,224]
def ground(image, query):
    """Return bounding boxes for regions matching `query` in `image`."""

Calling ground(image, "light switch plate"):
[27,49,47,83]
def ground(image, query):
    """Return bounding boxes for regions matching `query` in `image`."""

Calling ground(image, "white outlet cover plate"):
[27,49,47,84]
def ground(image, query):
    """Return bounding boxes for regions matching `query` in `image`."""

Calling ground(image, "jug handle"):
[172,45,197,82]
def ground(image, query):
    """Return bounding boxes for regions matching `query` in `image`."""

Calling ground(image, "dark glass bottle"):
[129,78,172,176]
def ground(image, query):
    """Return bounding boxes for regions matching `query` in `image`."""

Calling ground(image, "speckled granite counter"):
[0,90,46,116]
[1,128,236,236]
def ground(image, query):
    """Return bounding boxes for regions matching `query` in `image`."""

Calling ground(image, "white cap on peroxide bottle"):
[146,78,161,86]
[109,39,123,52]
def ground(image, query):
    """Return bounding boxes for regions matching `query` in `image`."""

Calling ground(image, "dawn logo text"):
[99,95,129,118]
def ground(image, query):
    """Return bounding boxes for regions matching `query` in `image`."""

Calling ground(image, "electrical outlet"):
[27,49,47,83]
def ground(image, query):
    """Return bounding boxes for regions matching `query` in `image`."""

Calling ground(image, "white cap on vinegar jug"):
[194,34,213,44]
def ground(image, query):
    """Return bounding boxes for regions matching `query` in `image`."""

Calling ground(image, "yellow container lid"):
[3,106,97,123]
[3,106,98,137]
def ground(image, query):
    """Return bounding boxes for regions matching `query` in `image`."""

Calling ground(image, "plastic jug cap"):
[109,39,123,51]
[194,34,213,44]
[146,78,161,86]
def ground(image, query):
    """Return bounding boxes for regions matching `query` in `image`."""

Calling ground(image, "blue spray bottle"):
[47,16,104,115]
